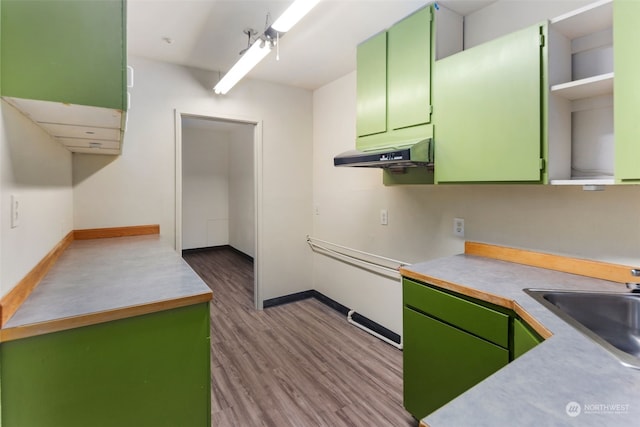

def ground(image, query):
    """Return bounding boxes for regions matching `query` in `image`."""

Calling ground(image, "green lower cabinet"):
[1,303,211,427]
[403,307,509,420]
[513,318,543,359]
[402,278,544,419]
[403,278,509,348]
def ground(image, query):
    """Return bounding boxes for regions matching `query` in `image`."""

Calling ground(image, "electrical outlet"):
[11,195,20,228]
[380,209,388,225]
[453,217,464,237]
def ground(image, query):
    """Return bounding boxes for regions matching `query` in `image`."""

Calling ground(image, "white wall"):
[464,0,591,48]
[73,56,313,302]
[228,125,255,257]
[182,122,255,255]
[182,126,230,250]
[312,0,640,336]
[0,100,73,297]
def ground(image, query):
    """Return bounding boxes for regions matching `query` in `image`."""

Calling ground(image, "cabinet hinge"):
[429,105,433,115]
[539,158,546,171]
[429,8,433,21]
[539,34,545,47]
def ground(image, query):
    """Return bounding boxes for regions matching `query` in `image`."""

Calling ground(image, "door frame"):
[174,109,263,310]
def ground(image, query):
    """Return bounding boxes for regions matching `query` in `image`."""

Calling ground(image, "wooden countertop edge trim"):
[74,224,160,240]
[465,241,634,284]
[400,269,514,308]
[0,292,213,343]
[0,225,161,327]
[512,301,553,339]
[400,241,631,340]
[399,268,553,339]
[0,231,75,326]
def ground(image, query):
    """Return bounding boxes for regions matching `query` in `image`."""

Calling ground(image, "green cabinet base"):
[403,307,509,419]
[513,318,543,359]
[402,278,544,419]
[1,303,211,427]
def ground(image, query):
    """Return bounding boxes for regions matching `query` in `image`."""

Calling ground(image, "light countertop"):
[402,254,640,426]
[2,235,212,340]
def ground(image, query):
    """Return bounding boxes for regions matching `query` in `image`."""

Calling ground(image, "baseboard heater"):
[263,290,403,350]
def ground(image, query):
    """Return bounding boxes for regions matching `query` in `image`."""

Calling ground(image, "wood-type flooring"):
[183,247,416,427]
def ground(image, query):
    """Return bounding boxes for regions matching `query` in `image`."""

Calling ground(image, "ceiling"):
[128,0,496,92]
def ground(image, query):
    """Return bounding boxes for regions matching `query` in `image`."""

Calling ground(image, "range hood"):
[334,138,433,170]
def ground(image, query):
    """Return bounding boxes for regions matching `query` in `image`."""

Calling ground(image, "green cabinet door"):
[1,303,211,427]
[356,6,433,154]
[356,31,387,138]
[388,6,432,130]
[403,307,509,420]
[403,278,510,348]
[513,318,542,359]
[1,0,127,110]
[434,24,544,183]
[614,0,640,182]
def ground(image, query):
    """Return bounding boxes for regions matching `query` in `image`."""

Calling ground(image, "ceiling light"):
[271,0,321,33]
[213,0,321,95]
[213,40,272,95]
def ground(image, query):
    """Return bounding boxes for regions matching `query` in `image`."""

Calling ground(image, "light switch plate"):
[11,194,19,228]
[380,209,388,225]
[453,217,464,237]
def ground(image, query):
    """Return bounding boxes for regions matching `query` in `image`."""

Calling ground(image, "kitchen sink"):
[524,289,640,369]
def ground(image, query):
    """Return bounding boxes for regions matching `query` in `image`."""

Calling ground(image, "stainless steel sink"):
[525,289,640,369]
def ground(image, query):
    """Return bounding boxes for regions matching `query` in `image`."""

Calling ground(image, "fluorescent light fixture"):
[214,40,272,95]
[271,0,321,33]
[213,0,321,94]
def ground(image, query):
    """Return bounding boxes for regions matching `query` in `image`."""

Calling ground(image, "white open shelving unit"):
[547,0,614,186]
[551,72,613,101]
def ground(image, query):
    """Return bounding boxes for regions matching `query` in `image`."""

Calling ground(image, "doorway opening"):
[175,111,262,309]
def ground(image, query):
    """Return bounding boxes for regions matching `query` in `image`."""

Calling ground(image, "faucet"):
[626,269,640,292]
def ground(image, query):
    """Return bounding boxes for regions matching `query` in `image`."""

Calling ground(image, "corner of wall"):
[0,99,74,299]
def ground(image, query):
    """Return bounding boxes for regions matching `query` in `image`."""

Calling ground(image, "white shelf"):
[550,72,614,100]
[547,0,616,185]
[550,0,613,39]
[550,177,615,186]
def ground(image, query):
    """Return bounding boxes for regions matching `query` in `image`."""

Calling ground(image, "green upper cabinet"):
[1,0,127,110]
[614,0,640,182]
[387,6,432,131]
[1,0,127,155]
[356,31,387,138]
[434,24,546,183]
[356,5,433,152]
